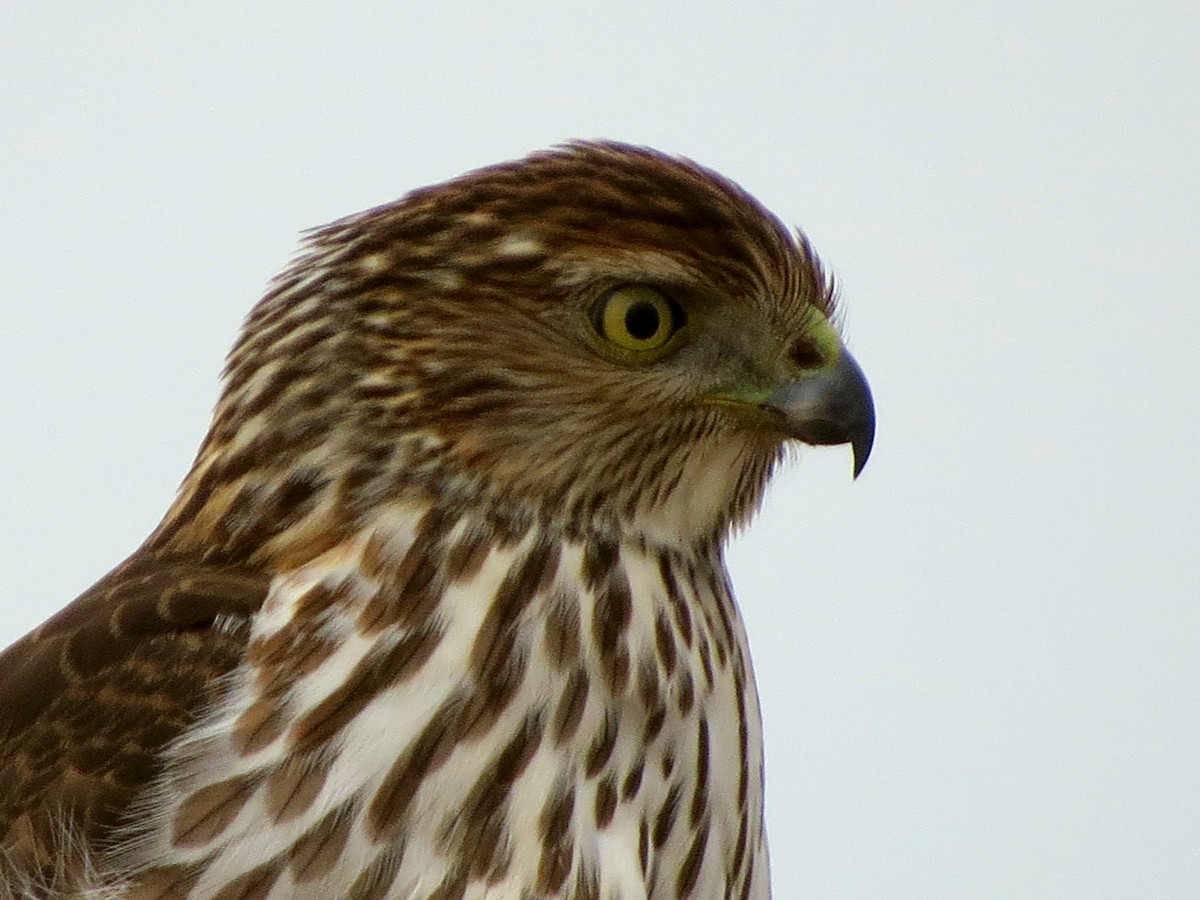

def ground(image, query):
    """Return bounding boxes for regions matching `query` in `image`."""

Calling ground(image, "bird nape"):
[0,142,873,899]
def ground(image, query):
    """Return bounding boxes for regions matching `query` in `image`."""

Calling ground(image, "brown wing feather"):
[0,552,270,889]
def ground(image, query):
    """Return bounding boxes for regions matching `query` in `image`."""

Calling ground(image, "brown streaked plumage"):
[0,141,873,898]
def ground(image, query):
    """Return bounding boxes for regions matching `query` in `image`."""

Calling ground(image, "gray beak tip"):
[766,348,875,478]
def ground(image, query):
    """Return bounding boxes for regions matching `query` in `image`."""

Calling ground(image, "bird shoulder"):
[0,553,270,893]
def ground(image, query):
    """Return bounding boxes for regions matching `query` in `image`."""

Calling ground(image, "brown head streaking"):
[0,142,872,899]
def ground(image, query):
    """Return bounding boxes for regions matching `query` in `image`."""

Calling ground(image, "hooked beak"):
[761,347,875,477]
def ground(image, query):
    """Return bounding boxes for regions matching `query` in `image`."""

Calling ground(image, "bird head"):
[156,142,873,560]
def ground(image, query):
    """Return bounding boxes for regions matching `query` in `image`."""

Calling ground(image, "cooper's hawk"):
[0,142,873,899]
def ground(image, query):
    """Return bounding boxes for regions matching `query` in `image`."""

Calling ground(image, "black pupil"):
[624,301,662,340]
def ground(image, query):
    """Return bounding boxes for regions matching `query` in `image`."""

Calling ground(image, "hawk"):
[0,142,873,899]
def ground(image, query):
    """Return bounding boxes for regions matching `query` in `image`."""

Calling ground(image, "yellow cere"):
[798,307,843,367]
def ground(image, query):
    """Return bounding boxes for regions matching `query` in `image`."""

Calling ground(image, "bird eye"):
[591,285,684,355]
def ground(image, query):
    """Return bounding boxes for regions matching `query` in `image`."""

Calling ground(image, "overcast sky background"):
[2,3,1197,897]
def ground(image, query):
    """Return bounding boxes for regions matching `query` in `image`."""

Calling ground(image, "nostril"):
[789,336,826,370]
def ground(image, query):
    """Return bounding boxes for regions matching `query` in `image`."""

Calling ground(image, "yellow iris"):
[592,285,682,355]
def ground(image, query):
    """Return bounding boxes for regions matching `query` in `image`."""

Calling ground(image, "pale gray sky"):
[2,2,1197,897]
